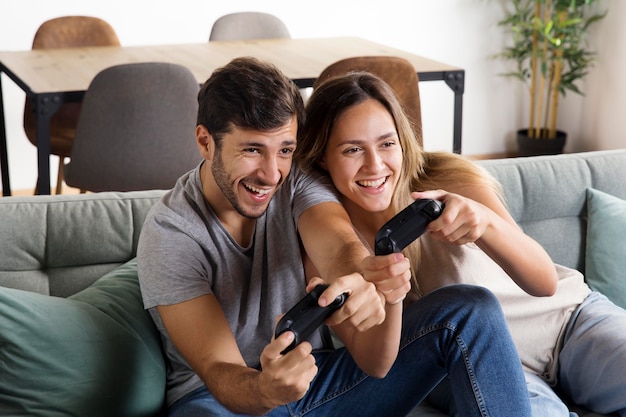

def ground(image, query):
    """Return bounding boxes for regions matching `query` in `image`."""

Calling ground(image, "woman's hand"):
[359,253,412,305]
[306,274,386,332]
[412,189,490,246]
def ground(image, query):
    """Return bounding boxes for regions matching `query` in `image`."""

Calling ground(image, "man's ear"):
[196,125,214,161]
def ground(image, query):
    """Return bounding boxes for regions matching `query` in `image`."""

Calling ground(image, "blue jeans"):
[168,284,531,417]
[427,291,626,417]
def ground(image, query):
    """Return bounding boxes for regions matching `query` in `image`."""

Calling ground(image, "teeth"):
[358,177,387,188]
[244,183,271,195]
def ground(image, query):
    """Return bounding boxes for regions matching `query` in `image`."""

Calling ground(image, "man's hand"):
[257,329,318,407]
[361,253,412,305]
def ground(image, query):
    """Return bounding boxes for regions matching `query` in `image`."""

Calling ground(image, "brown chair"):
[314,56,423,146]
[23,16,120,194]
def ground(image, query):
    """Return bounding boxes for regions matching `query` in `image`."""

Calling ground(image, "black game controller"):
[374,198,444,255]
[275,284,347,354]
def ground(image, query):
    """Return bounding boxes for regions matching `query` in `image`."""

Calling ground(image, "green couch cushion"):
[585,188,626,310]
[0,259,165,416]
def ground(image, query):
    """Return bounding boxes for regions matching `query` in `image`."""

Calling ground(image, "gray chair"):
[209,12,309,101]
[64,62,200,192]
[209,12,290,41]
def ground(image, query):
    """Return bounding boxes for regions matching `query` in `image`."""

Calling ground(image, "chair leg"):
[56,157,64,195]
[31,158,64,195]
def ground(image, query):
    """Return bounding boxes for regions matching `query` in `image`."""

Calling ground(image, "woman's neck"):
[341,196,394,249]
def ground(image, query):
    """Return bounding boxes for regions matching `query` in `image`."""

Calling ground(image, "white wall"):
[1,0,624,192]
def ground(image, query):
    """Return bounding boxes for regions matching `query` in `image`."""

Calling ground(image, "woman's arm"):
[298,201,411,377]
[413,187,558,296]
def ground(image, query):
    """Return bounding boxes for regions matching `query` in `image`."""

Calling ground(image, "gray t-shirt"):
[137,162,340,406]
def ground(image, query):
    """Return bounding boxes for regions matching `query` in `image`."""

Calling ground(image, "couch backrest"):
[0,190,165,297]
[477,149,626,272]
[2,150,626,297]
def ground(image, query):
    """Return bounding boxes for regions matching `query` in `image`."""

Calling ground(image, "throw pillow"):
[0,259,165,417]
[585,188,626,310]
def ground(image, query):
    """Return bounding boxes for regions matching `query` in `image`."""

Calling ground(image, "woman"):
[296,72,626,417]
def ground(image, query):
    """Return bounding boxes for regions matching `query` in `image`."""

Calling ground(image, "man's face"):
[211,117,298,219]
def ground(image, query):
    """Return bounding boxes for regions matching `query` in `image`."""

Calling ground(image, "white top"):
[416,235,590,384]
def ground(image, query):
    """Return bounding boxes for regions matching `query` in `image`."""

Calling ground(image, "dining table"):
[0,36,464,195]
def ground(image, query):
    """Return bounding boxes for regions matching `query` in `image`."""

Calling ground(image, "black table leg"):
[0,76,11,196]
[444,70,465,155]
[34,93,62,195]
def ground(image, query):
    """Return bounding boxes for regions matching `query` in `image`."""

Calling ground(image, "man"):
[137,57,532,417]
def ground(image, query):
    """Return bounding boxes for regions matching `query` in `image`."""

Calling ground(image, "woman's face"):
[321,99,403,215]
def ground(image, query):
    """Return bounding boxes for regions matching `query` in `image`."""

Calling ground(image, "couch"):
[0,190,167,417]
[2,149,625,416]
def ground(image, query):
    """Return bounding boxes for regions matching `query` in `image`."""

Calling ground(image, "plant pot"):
[516,129,567,157]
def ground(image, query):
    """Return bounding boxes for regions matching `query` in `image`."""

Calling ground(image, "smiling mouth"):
[243,182,272,196]
[357,177,388,188]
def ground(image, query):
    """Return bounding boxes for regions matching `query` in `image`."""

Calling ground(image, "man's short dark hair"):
[197,57,305,145]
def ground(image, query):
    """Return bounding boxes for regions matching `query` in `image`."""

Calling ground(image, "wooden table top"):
[0,36,461,94]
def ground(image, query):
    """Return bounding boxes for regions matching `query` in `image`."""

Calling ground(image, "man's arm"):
[157,294,317,415]
[298,202,411,377]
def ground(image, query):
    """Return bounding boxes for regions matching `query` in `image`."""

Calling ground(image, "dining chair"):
[23,16,121,194]
[209,12,310,102]
[208,12,291,41]
[64,62,200,192]
[314,56,423,146]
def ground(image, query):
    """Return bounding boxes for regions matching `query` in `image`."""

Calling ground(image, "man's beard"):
[211,150,267,220]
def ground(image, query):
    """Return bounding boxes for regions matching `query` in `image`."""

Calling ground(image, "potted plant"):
[496,0,606,156]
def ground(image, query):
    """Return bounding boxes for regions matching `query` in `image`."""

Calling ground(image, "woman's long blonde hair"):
[297,72,501,295]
